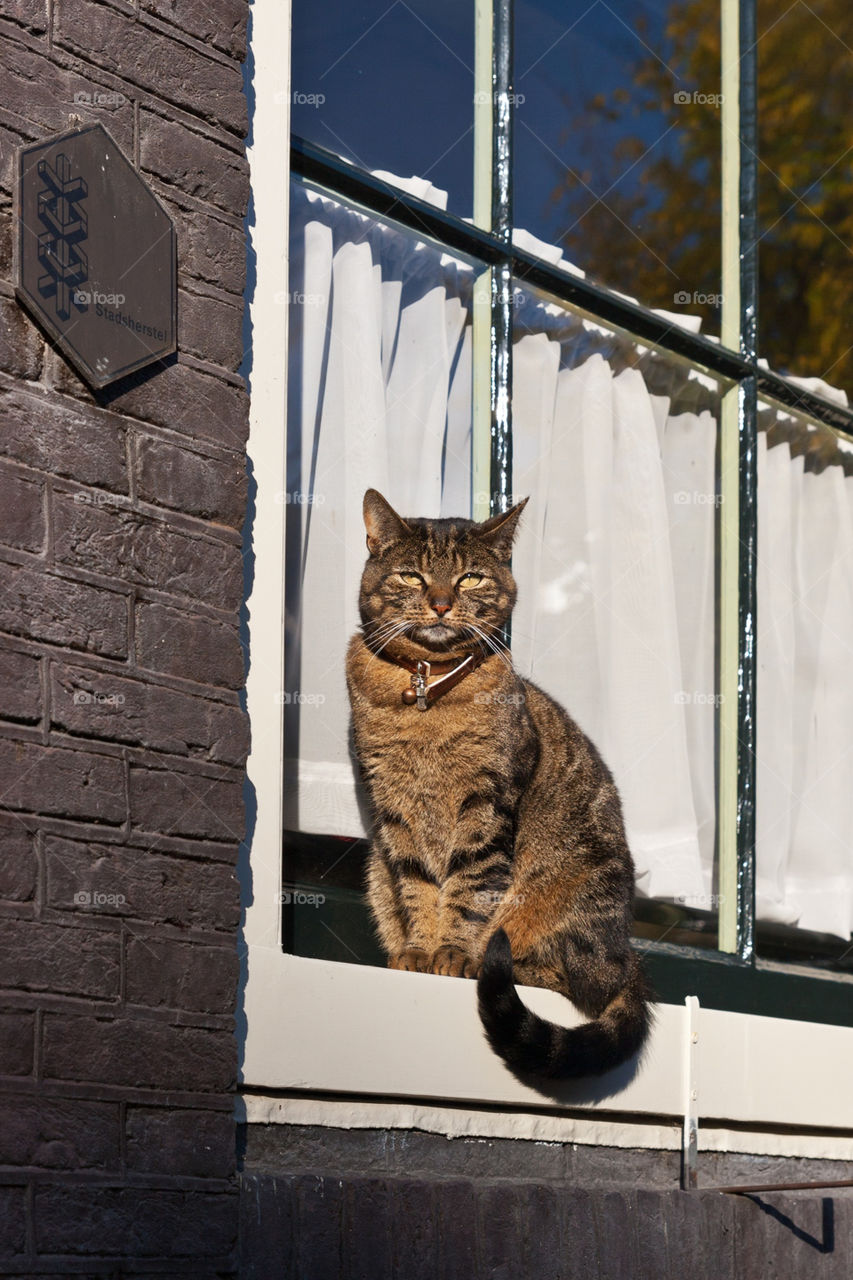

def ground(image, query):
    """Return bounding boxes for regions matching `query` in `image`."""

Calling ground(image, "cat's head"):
[359,488,527,660]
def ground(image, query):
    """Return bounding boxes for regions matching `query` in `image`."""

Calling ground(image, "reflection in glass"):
[756,405,853,969]
[290,0,475,217]
[756,0,853,397]
[514,0,722,332]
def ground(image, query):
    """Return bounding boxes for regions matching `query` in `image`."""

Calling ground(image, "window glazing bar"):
[290,139,853,442]
[719,0,759,959]
[472,0,494,520]
[717,0,743,954]
[490,0,513,519]
[292,142,740,374]
[735,0,759,963]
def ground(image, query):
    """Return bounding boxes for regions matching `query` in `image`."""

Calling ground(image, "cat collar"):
[394,651,488,711]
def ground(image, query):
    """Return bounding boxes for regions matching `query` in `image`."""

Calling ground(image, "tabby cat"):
[346,488,651,1079]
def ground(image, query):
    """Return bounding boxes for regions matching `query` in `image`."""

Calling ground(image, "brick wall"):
[0,1,249,1272]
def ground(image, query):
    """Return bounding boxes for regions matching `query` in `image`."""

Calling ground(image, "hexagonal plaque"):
[16,124,176,389]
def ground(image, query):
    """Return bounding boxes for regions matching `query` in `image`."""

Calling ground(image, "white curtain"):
[284,187,473,835]
[285,180,853,938]
[510,338,714,905]
[756,420,853,938]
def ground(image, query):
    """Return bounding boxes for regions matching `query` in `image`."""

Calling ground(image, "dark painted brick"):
[342,1179,394,1280]
[0,293,43,380]
[142,0,246,58]
[0,562,128,657]
[126,1105,235,1177]
[51,662,248,762]
[634,1187,671,1279]
[239,1173,295,1280]
[437,1180,480,1280]
[476,1183,523,1280]
[0,824,37,900]
[664,1191,736,1280]
[0,738,125,822]
[0,647,41,723]
[390,1179,441,1280]
[45,835,240,927]
[0,124,26,211]
[295,1176,345,1280]
[0,1095,121,1170]
[53,492,243,606]
[590,1190,637,1278]
[0,225,9,287]
[179,288,245,372]
[0,383,128,491]
[560,1190,601,1279]
[42,1013,235,1090]
[126,935,236,1013]
[178,204,245,295]
[33,1186,238,1257]
[0,41,135,153]
[0,1186,27,1257]
[517,1184,565,1280]
[140,110,249,215]
[238,1175,853,1280]
[129,764,244,841]
[135,435,247,530]
[0,918,120,998]
[3,0,49,33]
[734,1191,845,1280]
[0,1010,35,1075]
[0,467,45,552]
[104,357,249,450]
[55,0,246,134]
[135,601,243,688]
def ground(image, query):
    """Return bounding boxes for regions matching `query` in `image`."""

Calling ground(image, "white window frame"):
[240,0,853,1153]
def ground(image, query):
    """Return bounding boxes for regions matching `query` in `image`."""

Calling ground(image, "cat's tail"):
[477,929,651,1079]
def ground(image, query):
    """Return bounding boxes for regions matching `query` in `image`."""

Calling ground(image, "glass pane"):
[511,282,729,951]
[513,0,722,334]
[290,0,475,219]
[756,402,853,972]
[757,0,853,399]
[283,180,479,960]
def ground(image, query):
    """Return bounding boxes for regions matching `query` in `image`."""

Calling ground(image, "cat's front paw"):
[430,945,479,979]
[389,947,431,973]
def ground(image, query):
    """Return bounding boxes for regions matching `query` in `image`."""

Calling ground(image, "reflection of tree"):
[548,0,853,395]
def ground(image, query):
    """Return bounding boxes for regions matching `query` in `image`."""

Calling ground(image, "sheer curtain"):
[285,177,853,937]
[283,185,474,835]
[756,416,853,938]
[509,318,716,906]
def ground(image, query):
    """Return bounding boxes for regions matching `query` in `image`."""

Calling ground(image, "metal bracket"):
[681,995,700,1190]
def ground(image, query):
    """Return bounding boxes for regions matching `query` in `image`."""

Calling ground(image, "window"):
[242,0,853,1130]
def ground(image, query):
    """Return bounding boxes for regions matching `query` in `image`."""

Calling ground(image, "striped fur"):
[346,489,652,1079]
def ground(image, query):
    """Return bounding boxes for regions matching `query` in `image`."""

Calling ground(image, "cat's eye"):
[457,573,484,589]
[398,571,424,587]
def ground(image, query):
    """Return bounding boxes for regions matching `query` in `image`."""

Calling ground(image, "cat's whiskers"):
[364,619,406,644]
[462,622,514,673]
[364,617,412,647]
[365,621,413,664]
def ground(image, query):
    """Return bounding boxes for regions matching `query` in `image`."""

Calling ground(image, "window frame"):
[240,0,853,1132]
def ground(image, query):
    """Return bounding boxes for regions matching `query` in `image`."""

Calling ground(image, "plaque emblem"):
[36,152,89,322]
[16,124,176,389]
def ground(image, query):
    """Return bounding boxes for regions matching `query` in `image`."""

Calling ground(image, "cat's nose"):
[429,596,452,616]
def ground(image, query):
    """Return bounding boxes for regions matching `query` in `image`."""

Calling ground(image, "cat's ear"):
[363,489,411,556]
[476,498,528,561]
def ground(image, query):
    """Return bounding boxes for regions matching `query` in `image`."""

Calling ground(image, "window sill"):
[240,946,853,1133]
